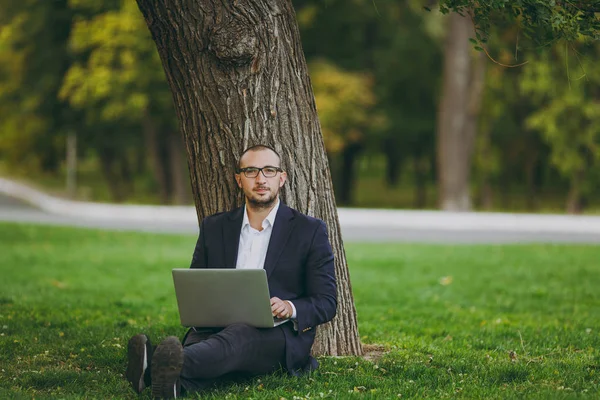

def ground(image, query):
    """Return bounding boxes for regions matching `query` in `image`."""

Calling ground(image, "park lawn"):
[0,222,598,399]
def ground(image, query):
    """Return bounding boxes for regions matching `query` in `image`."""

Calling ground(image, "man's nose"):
[255,171,267,183]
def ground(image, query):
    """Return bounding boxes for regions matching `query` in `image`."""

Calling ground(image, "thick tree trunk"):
[436,12,479,211]
[136,0,361,356]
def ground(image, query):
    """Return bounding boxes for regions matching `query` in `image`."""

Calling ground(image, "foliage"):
[0,0,599,209]
[520,42,600,204]
[1,223,600,398]
[309,59,380,155]
[0,0,72,174]
[297,0,441,197]
[438,0,600,44]
[60,0,172,125]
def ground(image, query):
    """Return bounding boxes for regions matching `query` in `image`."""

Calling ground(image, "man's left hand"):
[270,297,292,319]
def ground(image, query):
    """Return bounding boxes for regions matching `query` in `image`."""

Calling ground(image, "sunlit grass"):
[0,222,599,398]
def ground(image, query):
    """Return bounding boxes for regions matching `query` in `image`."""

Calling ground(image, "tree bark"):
[136,0,362,356]
[436,12,478,211]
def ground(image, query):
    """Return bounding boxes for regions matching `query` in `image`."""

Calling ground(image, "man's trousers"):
[180,323,286,393]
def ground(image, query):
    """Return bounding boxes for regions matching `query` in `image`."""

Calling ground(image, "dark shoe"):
[126,334,153,393]
[151,336,184,399]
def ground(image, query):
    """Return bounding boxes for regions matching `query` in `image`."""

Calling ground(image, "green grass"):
[0,222,599,399]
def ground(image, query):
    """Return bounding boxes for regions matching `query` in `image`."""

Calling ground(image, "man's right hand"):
[270,297,293,319]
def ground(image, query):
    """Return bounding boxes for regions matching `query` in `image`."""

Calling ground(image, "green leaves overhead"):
[438,0,600,44]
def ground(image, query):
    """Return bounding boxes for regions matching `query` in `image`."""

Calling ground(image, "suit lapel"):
[264,203,295,279]
[223,206,244,268]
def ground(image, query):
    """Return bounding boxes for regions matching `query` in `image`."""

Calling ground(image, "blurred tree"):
[309,59,381,205]
[473,23,547,212]
[0,0,73,175]
[434,0,599,211]
[59,0,189,204]
[521,42,600,213]
[297,0,441,208]
[436,12,481,211]
[373,3,441,208]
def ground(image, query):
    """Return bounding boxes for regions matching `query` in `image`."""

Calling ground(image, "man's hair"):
[237,144,283,170]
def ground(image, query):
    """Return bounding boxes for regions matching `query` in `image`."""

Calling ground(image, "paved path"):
[1,178,599,243]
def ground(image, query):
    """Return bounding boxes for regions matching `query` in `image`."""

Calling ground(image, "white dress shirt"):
[236,200,279,269]
[235,199,297,320]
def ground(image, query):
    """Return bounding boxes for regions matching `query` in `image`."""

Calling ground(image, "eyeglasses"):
[237,166,283,178]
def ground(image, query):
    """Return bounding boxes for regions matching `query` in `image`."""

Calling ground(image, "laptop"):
[172,268,290,328]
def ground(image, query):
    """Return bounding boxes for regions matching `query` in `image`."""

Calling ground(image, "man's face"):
[235,149,287,209]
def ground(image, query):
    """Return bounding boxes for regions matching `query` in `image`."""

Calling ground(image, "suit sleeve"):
[190,218,207,269]
[292,220,337,333]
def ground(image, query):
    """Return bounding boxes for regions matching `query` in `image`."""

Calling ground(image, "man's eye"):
[264,168,277,174]
[246,168,259,173]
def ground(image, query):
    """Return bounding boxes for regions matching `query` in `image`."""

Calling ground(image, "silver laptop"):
[172,268,289,328]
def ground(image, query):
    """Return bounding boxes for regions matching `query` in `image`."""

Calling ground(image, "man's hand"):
[270,297,293,319]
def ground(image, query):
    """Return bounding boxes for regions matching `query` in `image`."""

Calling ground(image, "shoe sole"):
[151,336,183,399]
[126,334,151,393]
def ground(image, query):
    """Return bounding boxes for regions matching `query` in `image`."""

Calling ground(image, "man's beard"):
[247,189,278,209]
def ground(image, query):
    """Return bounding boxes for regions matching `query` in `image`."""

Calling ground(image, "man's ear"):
[279,171,287,188]
[235,174,242,188]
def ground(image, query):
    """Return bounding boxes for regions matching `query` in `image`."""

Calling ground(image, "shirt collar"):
[242,198,280,231]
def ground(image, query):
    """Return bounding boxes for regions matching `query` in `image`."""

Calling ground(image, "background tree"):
[309,59,381,206]
[521,42,600,213]
[60,0,190,204]
[435,0,600,210]
[297,0,441,208]
[0,0,73,176]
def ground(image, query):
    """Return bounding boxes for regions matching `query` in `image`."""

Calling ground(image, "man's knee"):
[224,323,257,337]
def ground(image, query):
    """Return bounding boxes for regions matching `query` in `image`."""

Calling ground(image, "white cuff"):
[285,300,297,319]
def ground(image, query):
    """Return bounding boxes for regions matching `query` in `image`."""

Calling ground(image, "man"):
[126,144,337,398]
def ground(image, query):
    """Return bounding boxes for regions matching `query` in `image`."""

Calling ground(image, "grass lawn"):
[0,222,598,399]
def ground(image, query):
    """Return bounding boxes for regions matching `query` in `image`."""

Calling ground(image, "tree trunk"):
[524,150,539,211]
[136,0,362,356]
[436,12,479,211]
[338,143,362,206]
[566,170,584,214]
[384,139,401,187]
[98,150,125,202]
[142,111,170,204]
[413,157,428,209]
[480,182,494,210]
[66,130,77,199]
[168,130,191,205]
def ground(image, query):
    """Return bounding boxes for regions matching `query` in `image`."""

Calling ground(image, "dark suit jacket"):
[189,203,337,374]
